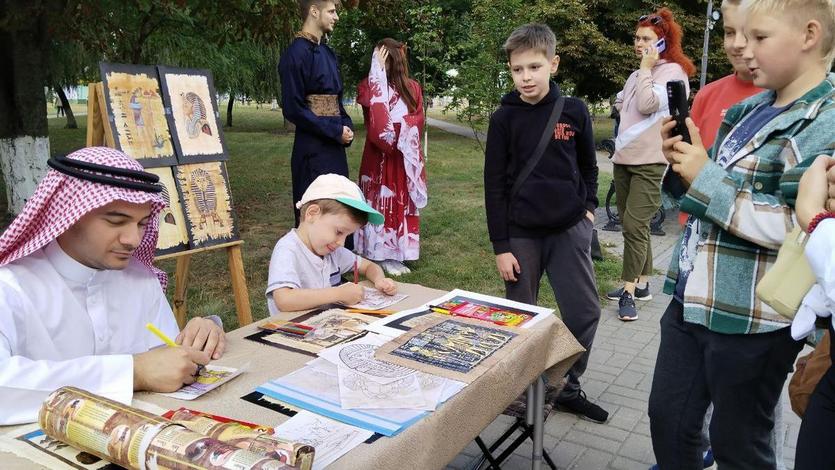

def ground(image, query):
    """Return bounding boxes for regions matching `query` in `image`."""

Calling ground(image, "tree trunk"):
[0,2,52,215]
[226,95,235,127]
[54,86,77,129]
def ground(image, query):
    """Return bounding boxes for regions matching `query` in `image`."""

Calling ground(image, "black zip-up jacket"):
[484,83,599,254]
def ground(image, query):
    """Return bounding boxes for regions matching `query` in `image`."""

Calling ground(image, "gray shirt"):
[266,229,358,315]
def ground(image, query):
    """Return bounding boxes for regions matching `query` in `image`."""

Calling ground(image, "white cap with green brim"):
[295,173,385,225]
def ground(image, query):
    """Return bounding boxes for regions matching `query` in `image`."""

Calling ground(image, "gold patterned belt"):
[306,94,340,117]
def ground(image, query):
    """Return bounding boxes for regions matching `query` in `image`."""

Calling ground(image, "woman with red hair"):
[355,38,427,275]
[608,8,695,321]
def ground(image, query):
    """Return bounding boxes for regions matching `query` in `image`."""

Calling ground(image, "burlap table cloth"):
[0,282,583,470]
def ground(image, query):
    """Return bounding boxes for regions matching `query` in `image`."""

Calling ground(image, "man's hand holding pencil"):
[135,323,211,393]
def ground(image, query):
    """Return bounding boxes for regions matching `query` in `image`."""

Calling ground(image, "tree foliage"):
[443,0,730,138]
[46,0,298,126]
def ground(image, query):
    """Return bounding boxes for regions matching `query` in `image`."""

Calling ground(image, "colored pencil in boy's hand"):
[353,257,359,284]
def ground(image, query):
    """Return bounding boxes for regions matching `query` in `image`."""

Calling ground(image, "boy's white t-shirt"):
[265,229,358,315]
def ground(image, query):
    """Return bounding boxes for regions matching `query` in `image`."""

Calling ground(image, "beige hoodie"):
[613,60,689,166]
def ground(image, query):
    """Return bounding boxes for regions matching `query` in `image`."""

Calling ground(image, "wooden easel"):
[86,82,253,328]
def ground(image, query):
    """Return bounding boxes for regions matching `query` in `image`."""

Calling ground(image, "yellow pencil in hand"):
[145,323,178,348]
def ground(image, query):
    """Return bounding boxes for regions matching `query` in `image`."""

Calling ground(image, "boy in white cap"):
[266,174,397,313]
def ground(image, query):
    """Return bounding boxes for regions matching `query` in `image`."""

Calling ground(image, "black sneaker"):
[554,390,609,423]
[618,291,638,321]
[607,284,652,301]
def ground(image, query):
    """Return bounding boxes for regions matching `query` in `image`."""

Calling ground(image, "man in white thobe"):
[0,147,226,425]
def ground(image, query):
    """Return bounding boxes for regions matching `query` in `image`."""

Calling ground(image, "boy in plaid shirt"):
[648,0,835,468]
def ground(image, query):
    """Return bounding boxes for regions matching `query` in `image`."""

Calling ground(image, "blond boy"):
[266,174,396,313]
[649,1,835,468]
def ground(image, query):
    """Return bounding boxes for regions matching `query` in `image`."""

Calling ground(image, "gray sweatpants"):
[505,217,601,400]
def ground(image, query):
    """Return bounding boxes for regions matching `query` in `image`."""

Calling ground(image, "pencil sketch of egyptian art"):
[157,67,228,163]
[339,369,427,409]
[389,319,517,373]
[147,167,189,255]
[338,343,414,380]
[99,63,176,168]
[175,162,238,247]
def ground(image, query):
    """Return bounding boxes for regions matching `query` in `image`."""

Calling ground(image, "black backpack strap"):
[510,96,566,200]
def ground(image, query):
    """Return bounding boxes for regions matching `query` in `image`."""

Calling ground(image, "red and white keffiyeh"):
[0,147,167,288]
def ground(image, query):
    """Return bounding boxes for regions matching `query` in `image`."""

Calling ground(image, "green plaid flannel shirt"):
[664,74,835,334]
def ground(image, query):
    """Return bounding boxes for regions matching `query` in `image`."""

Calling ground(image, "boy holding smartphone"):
[650,0,835,467]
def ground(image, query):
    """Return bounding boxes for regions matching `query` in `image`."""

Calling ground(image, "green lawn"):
[39,105,619,328]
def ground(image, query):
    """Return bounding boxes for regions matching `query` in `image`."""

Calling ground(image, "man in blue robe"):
[278,0,354,226]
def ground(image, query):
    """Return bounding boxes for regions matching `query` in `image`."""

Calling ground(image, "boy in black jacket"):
[484,23,607,423]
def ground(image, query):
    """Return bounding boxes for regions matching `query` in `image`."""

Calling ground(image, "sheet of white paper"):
[337,365,427,410]
[312,351,464,411]
[159,364,242,400]
[272,364,427,424]
[413,373,452,411]
[318,334,415,384]
[349,287,408,310]
[273,410,373,470]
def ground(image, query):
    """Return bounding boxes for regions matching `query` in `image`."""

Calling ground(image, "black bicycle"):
[598,138,666,236]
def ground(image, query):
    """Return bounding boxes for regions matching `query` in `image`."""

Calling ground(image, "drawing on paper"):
[388,319,516,373]
[157,67,227,163]
[336,369,429,411]
[175,161,238,247]
[99,63,176,168]
[182,92,212,138]
[341,373,416,399]
[338,343,414,380]
[247,310,374,355]
[160,365,242,400]
[272,410,373,470]
[147,167,189,255]
[348,287,408,310]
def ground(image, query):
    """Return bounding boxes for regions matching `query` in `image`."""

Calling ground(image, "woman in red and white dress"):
[355,38,427,275]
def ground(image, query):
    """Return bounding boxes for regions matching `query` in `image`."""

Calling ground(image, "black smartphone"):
[663,80,690,198]
[666,80,691,144]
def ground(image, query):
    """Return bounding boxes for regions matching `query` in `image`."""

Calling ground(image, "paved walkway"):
[427,119,804,470]
[426,117,614,173]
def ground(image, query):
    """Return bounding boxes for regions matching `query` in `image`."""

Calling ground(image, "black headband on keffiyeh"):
[47,154,163,193]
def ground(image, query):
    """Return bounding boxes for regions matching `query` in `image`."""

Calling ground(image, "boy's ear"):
[801,19,823,54]
[550,54,561,76]
[304,203,322,221]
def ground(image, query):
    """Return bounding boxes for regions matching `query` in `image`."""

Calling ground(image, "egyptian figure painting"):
[388,319,516,373]
[175,162,239,247]
[146,167,190,255]
[158,67,227,164]
[99,63,177,167]
[375,317,525,383]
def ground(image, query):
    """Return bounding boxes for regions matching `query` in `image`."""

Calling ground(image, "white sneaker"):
[381,260,410,276]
